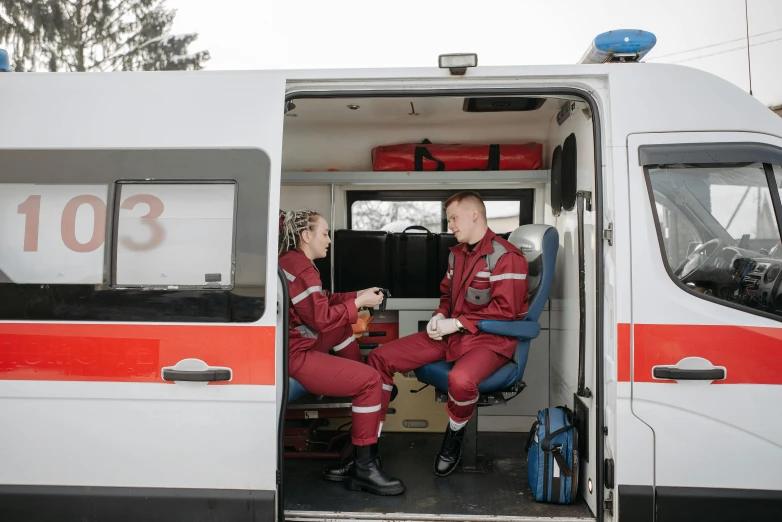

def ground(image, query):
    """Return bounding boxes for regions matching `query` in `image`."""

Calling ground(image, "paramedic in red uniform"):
[279,209,405,496]
[368,191,529,476]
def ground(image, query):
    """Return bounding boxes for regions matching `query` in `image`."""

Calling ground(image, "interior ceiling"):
[284,95,562,128]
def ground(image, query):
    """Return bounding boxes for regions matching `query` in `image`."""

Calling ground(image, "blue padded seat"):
[288,377,308,402]
[414,224,558,395]
[414,360,520,393]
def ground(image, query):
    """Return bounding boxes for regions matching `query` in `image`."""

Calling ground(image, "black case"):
[390,226,440,298]
[334,230,393,293]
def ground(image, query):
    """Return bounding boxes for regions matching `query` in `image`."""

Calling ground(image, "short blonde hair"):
[445,191,486,220]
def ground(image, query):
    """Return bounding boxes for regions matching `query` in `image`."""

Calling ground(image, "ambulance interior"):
[280,93,599,520]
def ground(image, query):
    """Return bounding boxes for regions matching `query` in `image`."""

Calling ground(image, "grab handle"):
[652,367,725,381]
[162,368,231,382]
[162,358,232,383]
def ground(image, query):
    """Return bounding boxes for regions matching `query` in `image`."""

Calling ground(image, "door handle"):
[652,367,725,381]
[162,368,231,382]
[161,358,232,383]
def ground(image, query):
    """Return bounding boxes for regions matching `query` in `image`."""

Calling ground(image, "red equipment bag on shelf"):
[371,140,542,171]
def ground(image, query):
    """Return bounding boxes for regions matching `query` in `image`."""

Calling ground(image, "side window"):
[114,183,236,288]
[347,189,534,232]
[653,196,703,268]
[0,149,269,322]
[350,200,441,232]
[484,201,523,233]
[2,184,109,284]
[646,161,782,319]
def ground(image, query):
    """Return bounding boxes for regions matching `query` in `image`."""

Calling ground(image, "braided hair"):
[279,209,320,255]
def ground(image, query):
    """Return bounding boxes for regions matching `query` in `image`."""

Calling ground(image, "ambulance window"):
[646,161,782,319]
[351,200,442,232]
[347,189,534,233]
[0,183,109,284]
[113,182,236,288]
[653,195,703,268]
[0,148,269,322]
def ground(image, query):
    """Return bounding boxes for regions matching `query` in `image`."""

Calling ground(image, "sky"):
[167,0,782,108]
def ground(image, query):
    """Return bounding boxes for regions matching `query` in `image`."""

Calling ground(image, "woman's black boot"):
[345,444,405,496]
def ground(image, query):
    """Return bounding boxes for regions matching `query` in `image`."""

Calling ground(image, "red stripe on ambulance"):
[617,323,782,385]
[0,324,276,385]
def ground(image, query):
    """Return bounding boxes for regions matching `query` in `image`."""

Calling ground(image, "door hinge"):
[604,491,614,516]
[276,469,281,485]
[603,223,613,246]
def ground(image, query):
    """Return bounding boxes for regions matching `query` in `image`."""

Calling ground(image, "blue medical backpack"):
[525,406,579,504]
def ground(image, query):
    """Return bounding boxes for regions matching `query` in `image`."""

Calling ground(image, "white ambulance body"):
[1,33,782,522]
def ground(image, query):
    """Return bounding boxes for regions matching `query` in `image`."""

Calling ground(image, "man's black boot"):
[323,444,382,482]
[434,424,465,477]
[345,445,405,495]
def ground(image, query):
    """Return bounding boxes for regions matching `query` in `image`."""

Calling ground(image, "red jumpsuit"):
[280,247,384,446]
[368,229,529,423]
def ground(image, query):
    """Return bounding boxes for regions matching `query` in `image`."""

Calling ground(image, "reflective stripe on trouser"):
[310,323,362,362]
[444,344,506,422]
[367,331,508,424]
[290,348,383,446]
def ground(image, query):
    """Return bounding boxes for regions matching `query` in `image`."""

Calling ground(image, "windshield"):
[647,161,782,319]
[649,163,780,255]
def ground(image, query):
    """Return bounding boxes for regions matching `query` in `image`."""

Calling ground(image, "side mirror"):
[738,234,750,249]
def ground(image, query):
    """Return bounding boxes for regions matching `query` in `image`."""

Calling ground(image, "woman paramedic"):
[279,209,406,496]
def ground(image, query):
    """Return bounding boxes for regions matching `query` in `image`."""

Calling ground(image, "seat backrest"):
[507,224,558,322]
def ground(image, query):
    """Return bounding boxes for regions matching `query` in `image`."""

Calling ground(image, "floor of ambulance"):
[283,432,594,520]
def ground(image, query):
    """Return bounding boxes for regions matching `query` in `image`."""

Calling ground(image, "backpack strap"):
[551,448,574,478]
[524,420,539,453]
[541,424,573,452]
[541,423,575,477]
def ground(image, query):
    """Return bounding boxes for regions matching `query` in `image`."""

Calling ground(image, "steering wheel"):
[674,238,723,282]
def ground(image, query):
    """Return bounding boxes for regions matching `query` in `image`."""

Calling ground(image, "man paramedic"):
[367,191,529,476]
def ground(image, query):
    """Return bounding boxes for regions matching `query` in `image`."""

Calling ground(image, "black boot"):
[323,445,382,482]
[434,424,465,477]
[346,445,405,496]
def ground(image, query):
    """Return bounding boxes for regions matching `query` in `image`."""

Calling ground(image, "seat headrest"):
[507,224,558,320]
[509,223,551,262]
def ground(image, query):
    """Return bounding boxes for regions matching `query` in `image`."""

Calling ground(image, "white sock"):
[449,418,468,431]
[377,421,384,437]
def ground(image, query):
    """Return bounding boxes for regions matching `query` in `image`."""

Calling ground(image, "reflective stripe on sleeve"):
[382,384,394,392]
[489,273,527,282]
[291,286,322,304]
[476,271,491,278]
[283,269,296,282]
[332,335,354,352]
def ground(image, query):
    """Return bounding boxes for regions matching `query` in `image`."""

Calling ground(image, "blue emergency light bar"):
[579,29,657,64]
[0,49,10,72]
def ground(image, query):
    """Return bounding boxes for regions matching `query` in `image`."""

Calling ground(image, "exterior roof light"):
[579,29,657,64]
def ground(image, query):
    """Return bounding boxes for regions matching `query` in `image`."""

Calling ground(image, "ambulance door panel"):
[0,71,286,519]
[627,132,782,521]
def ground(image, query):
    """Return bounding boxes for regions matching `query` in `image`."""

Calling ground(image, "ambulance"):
[1,29,781,522]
